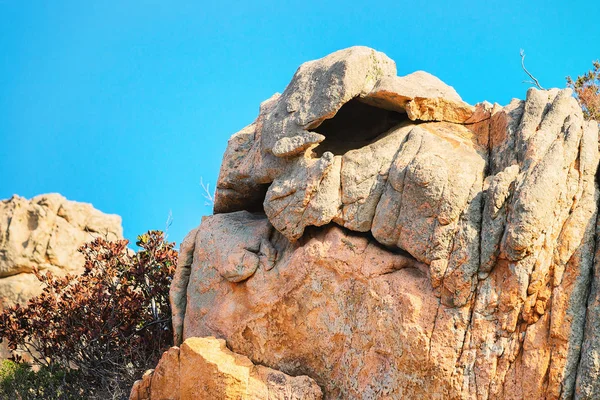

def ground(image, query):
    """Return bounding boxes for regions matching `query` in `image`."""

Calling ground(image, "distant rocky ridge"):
[0,193,122,309]
[139,46,600,399]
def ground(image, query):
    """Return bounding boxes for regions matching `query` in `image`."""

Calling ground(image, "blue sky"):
[1,0,599,247]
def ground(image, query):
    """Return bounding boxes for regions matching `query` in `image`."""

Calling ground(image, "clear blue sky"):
[1,1,599,247]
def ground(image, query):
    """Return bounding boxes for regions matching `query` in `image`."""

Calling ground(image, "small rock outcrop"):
[157,46,600,399]
[129,337,322,400]
[0,193,122,308]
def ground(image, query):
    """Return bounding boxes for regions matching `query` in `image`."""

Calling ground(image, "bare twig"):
[520,49,544,90]
[200,177,215,206]
[163,210,173,240]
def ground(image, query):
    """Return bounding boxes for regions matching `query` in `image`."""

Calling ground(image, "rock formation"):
[130,337,322,400]
[0,193,123,308]
[151,47,600,398]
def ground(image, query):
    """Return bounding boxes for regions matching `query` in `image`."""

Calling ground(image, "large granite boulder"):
[163,47,600,399]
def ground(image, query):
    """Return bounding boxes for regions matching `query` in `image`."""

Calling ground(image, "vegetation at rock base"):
[567,60,600,121]
[0,231,177,399]
[0,360,82,399]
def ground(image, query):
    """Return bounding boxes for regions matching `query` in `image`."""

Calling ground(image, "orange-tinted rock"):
[130,370,153,400]
[129,337,322,400]
[150,347,179,400]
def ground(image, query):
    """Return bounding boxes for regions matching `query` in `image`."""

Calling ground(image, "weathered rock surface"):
[164,46,600,399]
[0,193,122,308]
[129,337,322,400]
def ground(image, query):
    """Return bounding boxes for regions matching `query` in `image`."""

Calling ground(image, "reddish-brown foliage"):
[567,61,600,121]
[0,230,177,397]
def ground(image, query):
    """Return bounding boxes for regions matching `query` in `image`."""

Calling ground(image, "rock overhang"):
[213,46,489,264]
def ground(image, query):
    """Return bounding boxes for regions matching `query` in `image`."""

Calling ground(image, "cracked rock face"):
[168,46,600,399]
[0,193,123,309]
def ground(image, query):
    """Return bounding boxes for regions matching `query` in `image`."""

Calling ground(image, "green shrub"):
[0,360,82,399]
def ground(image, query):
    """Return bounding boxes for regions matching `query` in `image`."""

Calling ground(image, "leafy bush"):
[567,61,600,121]
[0,231,178,399]
[0,360,82,399]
